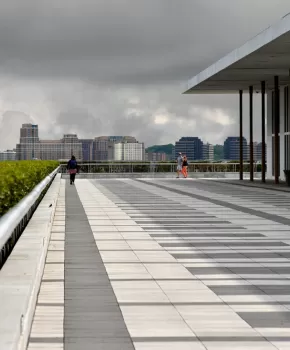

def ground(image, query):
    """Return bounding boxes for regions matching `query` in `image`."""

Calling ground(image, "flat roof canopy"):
[184,13,290,94]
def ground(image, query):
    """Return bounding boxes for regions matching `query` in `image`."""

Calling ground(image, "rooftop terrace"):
[1,176,290,349]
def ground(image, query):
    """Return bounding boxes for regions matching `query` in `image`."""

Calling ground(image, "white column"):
[280,87,285,180]
[266,91,273,179]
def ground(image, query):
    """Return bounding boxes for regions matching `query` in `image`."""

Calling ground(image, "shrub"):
[0,161,59,216]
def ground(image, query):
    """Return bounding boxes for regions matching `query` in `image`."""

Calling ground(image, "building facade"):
[145,152,168,162]
[16,124,40,160]
[252,142,267,162]
[224,137,248,161]
[93,136,139,161]
[0,150,17,161]
[202,143,214,161]
[174,137,203,161]
[16,124,82,160]
[109,142,145,161]
[79,139,93,161]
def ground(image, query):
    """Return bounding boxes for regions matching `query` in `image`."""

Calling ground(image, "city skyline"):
[0,122,266,153]
[0,123,266,162]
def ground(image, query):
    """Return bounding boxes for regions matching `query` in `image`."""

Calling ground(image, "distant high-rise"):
[92,136,138,161]
[224,137,248,161]
[110,142,145,161]
[202,143,214,161]
[16,124,82,160]
[17,124,39,160]
[174,137,203,161]
[145,152,167,162]
[79,139,93,161]
[254,142,267,162]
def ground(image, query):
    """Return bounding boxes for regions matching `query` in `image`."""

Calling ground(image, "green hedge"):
[0,161,59,217]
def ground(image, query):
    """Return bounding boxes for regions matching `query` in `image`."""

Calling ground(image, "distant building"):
[145,152,167,162]
[93,136,139,161]
[79,139,94,161]
[174,137,203,161]
[202,143,214,161]
[0,150,17,161]
[171,146,175,161]
[38,135,82,161]
[224,137,248,161]
[254,142,267,162]
[16,124,82,160]
[16,124,39,160]
[109,142,145,161]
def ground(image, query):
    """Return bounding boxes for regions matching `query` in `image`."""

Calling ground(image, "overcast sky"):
[1,0,290,150]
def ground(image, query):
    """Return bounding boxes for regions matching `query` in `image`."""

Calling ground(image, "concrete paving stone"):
[209,286,266,295]
[201,341,277,349]
[238,312,290,328]
[61,340,134,350]
[144,263,195,279]
[133,342,207,350]
[187,267,233,275]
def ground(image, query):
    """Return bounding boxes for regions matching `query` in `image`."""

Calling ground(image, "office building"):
[145,152,167,162]
[171,146,175,161]
[92,137,109,161]
[224,137,248,161]
[174,137,203,161]
[16,124,82,160]
[254,142,267,162]
[109,142,145,161]
[202,143,214,161]
[93,136,138,161]
[0,150,17,161]
[79,139,93,161]
[17,124,40,160]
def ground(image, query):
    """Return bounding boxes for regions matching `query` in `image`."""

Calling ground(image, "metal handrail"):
[58,162,259,174]
[0,167,60,256]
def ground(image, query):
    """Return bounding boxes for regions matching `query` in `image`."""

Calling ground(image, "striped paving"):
[27,178,290,350]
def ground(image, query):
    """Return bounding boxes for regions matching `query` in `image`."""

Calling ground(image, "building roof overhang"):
[184,13,290,94]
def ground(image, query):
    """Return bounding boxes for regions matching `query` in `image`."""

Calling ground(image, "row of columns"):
[239,77,280,184]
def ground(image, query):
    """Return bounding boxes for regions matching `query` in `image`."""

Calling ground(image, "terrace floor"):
[27,178,290,350]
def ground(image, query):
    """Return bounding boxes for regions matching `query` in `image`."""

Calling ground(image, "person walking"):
[176,152,183,178]
[182,155,188,178]
[67,155,78,185]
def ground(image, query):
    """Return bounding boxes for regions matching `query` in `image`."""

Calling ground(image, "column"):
[266,91,273,178]
[280,87,285,180]
[249,86,254,181]
[239,90,243,180]
[261,81,266,182]
[274,76,280,184]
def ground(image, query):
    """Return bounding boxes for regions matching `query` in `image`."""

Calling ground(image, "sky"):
[0,0,290,150]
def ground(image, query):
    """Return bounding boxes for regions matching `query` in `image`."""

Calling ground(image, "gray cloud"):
[0,0,289,150]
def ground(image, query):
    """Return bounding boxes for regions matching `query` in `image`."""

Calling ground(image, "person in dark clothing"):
[67,155,78,185]
[182,155,188,178]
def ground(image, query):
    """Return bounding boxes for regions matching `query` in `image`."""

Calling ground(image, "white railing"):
[0,167,59,268]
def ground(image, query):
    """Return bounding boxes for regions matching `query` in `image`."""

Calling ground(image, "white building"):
[184,13,290,183]
[109,142,145,161]
[0,150,17,161]
[202,143,214,161]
